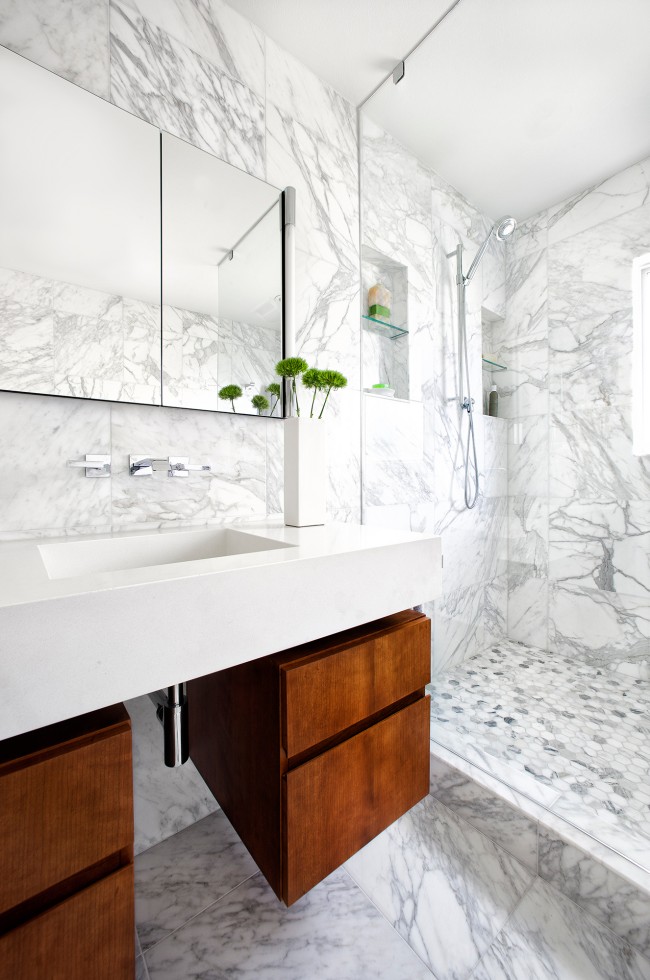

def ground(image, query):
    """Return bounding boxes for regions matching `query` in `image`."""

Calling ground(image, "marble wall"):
[498,155,650,667]
[0,0,360,848]
[360,115,508,674]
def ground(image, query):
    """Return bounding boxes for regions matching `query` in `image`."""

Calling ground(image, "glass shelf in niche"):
[482,356,507,372]
[362,315,408,340]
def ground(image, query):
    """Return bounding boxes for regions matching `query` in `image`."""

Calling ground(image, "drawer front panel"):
[282,614,430,758]
[0,864,134,980]
[283,695,430,905]
[0,725,133,914]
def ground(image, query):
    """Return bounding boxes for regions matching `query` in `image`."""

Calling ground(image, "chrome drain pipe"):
[149,683,189,767]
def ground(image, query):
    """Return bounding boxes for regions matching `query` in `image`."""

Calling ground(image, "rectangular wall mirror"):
[0,46,287,418]
[0,45,162,405]
[161,133,284,417]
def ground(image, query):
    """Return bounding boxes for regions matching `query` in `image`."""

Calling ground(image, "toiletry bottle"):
[488,384,498,417]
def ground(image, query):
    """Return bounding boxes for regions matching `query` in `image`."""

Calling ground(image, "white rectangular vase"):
[284,417,327,527]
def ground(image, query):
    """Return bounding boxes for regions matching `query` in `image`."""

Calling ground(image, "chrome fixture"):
[66,454,111,478]
[393,61,405,85]
[129,455,211,477]
[168,456,211,478]
[447,215,517,509]
[149,684,188,767]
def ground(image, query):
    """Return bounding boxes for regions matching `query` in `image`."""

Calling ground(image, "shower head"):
[465,214,517,282]
[494,215,517,241]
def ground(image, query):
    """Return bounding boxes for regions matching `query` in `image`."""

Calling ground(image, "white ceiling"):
[227,0,650,219]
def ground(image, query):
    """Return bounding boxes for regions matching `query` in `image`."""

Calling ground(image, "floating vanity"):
[0,521,441,977]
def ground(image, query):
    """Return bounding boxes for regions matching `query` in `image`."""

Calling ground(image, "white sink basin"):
[38,527,294,580]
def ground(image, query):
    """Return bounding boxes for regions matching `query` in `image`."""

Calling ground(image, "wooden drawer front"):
[0,724,133,915]
[0,864,134,980]
[283,695,430,905]
[282,614,430,758]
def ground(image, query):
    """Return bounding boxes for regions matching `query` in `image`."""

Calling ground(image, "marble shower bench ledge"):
[429,740,650,961]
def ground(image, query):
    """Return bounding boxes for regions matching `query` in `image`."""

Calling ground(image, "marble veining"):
[143,866,433,979]
[473,877,650,980]
[0,0,109,97]
[345,794,533,980]
[110,0,265,178]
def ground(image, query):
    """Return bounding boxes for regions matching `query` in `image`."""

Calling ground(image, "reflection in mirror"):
[161,133,284,417]
[0,47,161,404]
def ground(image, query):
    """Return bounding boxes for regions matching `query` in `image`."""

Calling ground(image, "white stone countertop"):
[0,519,442,740]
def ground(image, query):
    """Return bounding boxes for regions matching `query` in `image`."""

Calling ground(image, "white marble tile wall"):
[499,154,650,660]
[359,115,508,674]
[0,267,161,403]
[0,0,361,844]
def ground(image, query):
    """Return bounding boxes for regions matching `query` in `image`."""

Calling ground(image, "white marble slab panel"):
[364,395,423,462]
[144,867,433,980]
[473,877,650,980]
[484,573,508,647]
[295,249,360,390]
[507,415,549,498]
[549,499,650,598]
[110,402,267,526]
[549,581,650,664]
[265,37,356,157]
[548,155,650,245]
[110,0,265,178]
[118,0,265,96]
[267,105,359,269]
[501,246,548,344]
[345,795,533,980]
[507,565,549,650]
[509,494,548,574]
[431,581,485,675]
[126,696,219,859]
[0,391,111,532]
[0,0,110,97]
[550,407,650,501]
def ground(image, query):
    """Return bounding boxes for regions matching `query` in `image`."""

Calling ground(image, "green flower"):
[266,382,281,416]
[317,369,347,419]
[301,368,326,418]
[218,384,243,413]
[251,394,270,415]
[275,357,309,416]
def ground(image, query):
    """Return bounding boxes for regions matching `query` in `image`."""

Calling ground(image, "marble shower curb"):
[429,741,650,960]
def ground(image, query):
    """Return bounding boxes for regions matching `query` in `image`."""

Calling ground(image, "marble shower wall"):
[0,0,360,847]
[498,155,650,666]
[360,116,508,675]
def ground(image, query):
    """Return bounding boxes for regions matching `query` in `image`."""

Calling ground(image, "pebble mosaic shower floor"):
[429,640,650,867]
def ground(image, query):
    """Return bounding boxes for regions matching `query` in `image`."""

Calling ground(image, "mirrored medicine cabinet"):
[0,45,290,418]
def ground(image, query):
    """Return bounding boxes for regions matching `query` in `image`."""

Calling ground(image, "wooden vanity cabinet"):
[0,704,135,980]
[188,609,431,905]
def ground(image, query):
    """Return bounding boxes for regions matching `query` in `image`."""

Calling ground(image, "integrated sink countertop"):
[0,520,442,740]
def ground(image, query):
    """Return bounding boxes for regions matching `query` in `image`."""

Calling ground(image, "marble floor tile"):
[135,809,258,951]
[473,877,650,980]
[144,867,433,980]
[345,795,533,980]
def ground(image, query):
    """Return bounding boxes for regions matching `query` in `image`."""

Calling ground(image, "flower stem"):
[293,378,300,417]
[231,400,236,413]
[310,387,318,418]
[318,386,332,419]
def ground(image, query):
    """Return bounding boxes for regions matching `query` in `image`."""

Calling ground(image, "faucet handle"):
[129,455,155,477]
[168,456,211,478]
[67,454,111,478]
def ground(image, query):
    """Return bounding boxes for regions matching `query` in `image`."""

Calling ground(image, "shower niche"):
[481,307,506,415]
[361,247,409,401]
